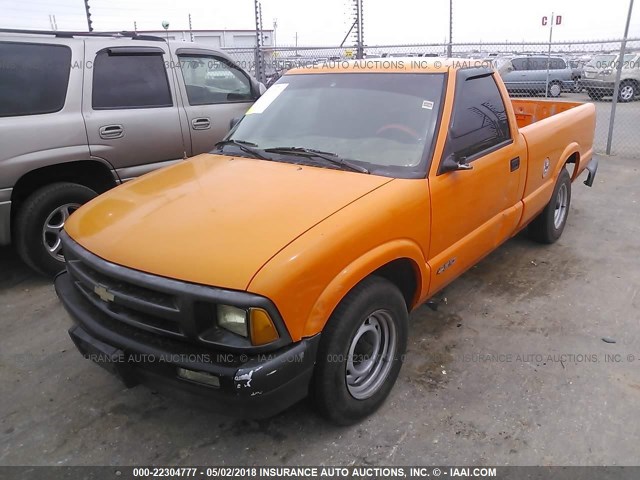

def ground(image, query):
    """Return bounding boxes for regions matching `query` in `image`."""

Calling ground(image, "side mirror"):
[440,153,473,174]
[259,82,267,95]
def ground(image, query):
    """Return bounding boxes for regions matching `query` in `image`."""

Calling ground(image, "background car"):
[582,52,640,102]
[499,55,574,97]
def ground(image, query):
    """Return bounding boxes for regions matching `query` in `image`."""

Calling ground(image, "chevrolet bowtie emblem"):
[94,284,115,303]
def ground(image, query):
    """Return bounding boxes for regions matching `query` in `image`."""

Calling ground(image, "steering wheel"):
[375,124,420,141]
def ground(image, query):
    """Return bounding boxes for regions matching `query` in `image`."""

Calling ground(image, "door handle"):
[510,157,520,172]
[99,124,124,139]
[191,117,211,130]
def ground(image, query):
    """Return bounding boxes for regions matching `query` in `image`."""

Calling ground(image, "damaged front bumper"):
[56,271,320,418]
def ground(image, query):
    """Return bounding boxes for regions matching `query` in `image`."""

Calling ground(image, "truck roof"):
[287,57,494,75]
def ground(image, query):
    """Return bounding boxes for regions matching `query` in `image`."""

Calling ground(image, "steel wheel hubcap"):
[550,84,561,96]
[346,309,397,400]
[554,183,568,229]
[42,203,80,261]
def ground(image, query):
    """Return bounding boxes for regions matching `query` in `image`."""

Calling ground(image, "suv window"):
[92,51,172,109]
[0,42,71,117]
[511,58,528,71]
[444,73,510,162]
[179,55,252,105]
[549,58,567,70]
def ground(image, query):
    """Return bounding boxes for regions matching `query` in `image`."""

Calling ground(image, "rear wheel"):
[15,182,97,276]
[528,168,571,244]
[618,80,636,103]
[548,81,562,98]
[313,276,408,425]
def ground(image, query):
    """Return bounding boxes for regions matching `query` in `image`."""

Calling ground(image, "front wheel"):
[528,168,571,244]
[313,276,408,425]
[15,182,97,276]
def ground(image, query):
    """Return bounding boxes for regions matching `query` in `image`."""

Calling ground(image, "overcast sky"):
[2,0,639,45]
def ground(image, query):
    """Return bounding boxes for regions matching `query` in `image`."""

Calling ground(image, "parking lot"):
[1,153,639,466]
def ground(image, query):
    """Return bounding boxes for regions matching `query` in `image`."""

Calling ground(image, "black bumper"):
[55,271,320,418]
[583,156,599,187]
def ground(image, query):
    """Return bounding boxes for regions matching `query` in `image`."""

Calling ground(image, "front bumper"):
[55,271,320,417]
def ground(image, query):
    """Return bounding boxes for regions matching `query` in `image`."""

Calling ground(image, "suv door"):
[82,41,188,181]
[427,70,525,295]
[175,49,257,155]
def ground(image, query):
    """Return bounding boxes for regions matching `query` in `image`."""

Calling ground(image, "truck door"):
[174,49,257,155]
[427,70,525,296]
[82,41,188,181]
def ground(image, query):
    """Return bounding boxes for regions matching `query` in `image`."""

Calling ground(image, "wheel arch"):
[302,240,429,338]
[11,160,118,227]
[554,144,580,181]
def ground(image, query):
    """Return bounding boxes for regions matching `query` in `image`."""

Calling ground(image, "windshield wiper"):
[215,140,269,160]
[263,147,369,174]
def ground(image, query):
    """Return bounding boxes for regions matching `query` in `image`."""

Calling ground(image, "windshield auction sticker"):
[246,83,288,115]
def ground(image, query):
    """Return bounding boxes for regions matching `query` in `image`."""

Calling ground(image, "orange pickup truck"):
[55,59,597,425]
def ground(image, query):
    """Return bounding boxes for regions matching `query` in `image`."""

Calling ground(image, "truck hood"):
[64,154,392,290]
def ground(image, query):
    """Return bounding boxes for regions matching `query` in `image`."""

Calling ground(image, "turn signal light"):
[249,308,280,346]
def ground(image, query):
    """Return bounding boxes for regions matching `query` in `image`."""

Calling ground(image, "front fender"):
[302,240,430,338]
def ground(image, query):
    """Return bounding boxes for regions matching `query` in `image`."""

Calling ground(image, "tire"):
[548,81,562,98]
[15,182,97,276]
[528,168,571,244]
[618,80,636,103]
[587,88,604,101]
[313,276,408,425]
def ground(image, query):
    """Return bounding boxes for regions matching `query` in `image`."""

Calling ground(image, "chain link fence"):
[223,39,640,159]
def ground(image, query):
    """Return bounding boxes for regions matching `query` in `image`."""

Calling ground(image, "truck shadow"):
[0,246,50,291]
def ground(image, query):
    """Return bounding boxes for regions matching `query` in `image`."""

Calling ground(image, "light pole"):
[606,0,635,154]
[447,0,453,58]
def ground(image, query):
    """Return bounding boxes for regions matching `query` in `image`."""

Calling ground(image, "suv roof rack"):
[0,28,165,42]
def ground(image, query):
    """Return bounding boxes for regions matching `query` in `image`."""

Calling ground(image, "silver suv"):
[0,29,262,275]
[582,52,640,102]
[498,55,574,97]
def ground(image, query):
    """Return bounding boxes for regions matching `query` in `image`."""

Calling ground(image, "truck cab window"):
[92,51,172,109]
[444,73,510,161]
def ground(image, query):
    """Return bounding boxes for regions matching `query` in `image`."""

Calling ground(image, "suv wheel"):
[15,182,97,276]
[548,81,562,98]
[313,276,408,425]
[618,81,636,103]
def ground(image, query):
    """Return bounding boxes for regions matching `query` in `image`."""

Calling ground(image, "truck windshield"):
[227,73,446,178]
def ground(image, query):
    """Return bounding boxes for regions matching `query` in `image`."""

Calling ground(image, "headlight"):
[217,305,280,346]
[217,305,248,337]
[603,69,613,75]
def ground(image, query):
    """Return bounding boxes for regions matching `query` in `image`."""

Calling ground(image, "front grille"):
[66,249,185,338]
[60,232,291,353]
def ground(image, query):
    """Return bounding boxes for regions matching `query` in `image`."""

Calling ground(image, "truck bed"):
[511,99,584,129]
